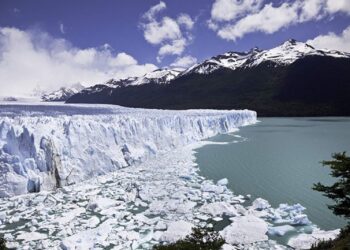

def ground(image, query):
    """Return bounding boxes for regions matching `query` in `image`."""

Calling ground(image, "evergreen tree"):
[313,152,350,219]
[153,227,225,250]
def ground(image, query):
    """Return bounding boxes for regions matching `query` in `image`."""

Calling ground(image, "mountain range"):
[66,40,350,116]
[41,83,85,102]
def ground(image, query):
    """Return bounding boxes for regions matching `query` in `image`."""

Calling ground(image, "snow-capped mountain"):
[182,39,350,75]
[80,68,181,96]
[67,39,350,116]
[41,83,85,102]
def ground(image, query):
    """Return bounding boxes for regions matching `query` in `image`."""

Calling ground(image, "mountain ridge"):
[66,40,350,116]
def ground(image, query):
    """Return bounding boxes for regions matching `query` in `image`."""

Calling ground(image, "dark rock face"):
[67,55,350,116]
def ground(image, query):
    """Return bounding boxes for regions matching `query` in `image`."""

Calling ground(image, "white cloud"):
[59,23,65,34]
[209,0,350,41]
[140,2,194,61]
[326,0,350,15]
[142,1,166,21]
[299,0,325,21]
[177,14,194,30]
[211,0,263,22]
[158,38,187,57]
[207,19,219,31]
[218,2,299,41]
[0,27,157,96]
[170,55,197,68]
[143,17,182,45]
[307,25,350,52]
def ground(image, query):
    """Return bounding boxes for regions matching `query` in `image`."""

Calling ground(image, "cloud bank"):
[307,25,350,52]
[209,0,350,41]
[0,27,157,96]
[170,55,198,68]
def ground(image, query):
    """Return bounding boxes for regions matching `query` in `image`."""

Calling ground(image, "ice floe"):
[288,228,340,249]
[0,104,341,249]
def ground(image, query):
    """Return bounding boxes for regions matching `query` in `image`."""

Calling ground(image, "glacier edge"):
[0,104,257,197]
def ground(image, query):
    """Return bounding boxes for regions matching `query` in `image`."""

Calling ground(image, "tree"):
[0,237,7,250]
[313,152,350,219]
[153,227,225,250]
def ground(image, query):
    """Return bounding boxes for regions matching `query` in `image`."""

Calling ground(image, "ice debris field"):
[0,103,339,249]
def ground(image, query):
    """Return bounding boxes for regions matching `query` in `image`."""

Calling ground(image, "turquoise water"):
[196,117,350,231]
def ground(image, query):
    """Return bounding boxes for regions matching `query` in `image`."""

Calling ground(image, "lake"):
[196,117,350,233]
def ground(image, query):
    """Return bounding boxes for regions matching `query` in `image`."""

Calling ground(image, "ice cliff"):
[0,103,257,197]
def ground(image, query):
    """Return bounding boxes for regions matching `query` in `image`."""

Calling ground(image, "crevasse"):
[0,104,257,197]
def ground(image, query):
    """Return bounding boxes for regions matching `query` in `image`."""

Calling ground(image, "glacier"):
[0,103,340,249]
[0,103,256,197]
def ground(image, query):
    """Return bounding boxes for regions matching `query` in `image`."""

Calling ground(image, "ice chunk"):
[160,221,194,243]
[87,197,117,211]
[288,229,340,249]
[217,178,228,186]
[201,183,225,194]
[17,232,47,241]
[220,215,268,245]
[221,243,238,250]
[291,214,311,226]
[60,219,115,249]
[252,198,271,211]
[199,202,241,217]
[268,225,295,236]
[53,207,85,225]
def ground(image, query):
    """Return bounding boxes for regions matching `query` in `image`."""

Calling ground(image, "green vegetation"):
[68,56,350,116]
[313,152,350,219]
[311,226,350,250]
[153,227,225,250]
[312,152,350,250]
[0,236,7,250]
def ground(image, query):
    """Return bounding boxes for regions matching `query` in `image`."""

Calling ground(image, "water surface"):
[196,117,350,230]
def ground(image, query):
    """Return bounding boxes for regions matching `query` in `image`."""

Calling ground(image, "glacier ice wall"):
[0,104,257,197]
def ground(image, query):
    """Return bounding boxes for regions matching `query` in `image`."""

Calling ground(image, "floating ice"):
[217,178,228,186]
[199,202,241,217]
[288,228,340,249]
[16,232,47,242]
[291,214,311,226]
[268,225,295,236]
[252,198,271,211]
[220,215,269,245]
[159,220,194,243]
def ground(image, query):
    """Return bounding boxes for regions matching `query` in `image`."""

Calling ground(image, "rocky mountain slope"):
[67,40,350,116]
[41,83,85,102]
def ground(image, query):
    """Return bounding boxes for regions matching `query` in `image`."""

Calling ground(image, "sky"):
[0,0,350,96]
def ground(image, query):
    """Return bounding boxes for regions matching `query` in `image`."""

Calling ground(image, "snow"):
[183,40,350,76]
[0,103,256,197]
[41,83,85,102]
[131,68,181,86]
[81,68,181,95]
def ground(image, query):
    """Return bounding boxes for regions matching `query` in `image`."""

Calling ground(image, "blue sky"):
[0,0,349,95]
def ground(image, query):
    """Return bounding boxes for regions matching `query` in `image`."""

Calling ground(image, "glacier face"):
[0,103,257,197]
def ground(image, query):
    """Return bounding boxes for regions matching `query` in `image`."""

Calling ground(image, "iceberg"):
[0,103,257,197]
[220,215,269,245]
